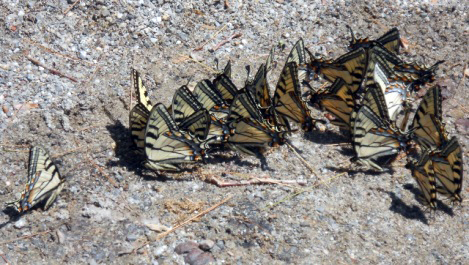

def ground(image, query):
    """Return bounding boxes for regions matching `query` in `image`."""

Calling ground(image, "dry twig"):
[176,55,219,74]
[127,195,233,255]
[286,142,318,176]
[0,253,10,265]
[264,172,346,210]
[51,146,86,159]
[0,230,53,245]
[24,38,93,65]
[87,157,119,188]
[206,174,307,187]
[194,24,227,51]
[211,33,242,51]
[63,0,81,15]
[26,56,78,82]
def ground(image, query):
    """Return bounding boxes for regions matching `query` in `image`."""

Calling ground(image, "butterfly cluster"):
[129,40,313,172]
[129,27,463,211]
[305,27,463,210]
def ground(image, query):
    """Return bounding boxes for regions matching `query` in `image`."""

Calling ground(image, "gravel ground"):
[1,1,468,264]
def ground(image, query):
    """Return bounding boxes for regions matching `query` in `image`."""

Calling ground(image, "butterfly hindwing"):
[145,103,205,171]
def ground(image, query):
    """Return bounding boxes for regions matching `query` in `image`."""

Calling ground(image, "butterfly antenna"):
[346,25,357,47]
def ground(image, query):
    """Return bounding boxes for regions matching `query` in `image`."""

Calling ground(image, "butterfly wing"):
[145,104,204,171]
[131,68,153,111]
[431,137,464,203]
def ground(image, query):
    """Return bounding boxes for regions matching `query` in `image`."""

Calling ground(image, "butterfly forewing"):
[172,85,204,124]
[131,68,153,111]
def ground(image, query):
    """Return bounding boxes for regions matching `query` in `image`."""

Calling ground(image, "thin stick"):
[51,146,86,159]
[0,143,30,148]
[128,195,233,254]
[211,33,242,51]
[63,0,81,15]
[0,253,10,265]
[207,175,307,187]
[26,56,78,82]
[87,157,119,188]
[2,149,29,153]
[0,230,52,245]
[286,142,318,176]
[24,38,93,65]
[178,55,219,74]
[194,24,227,51]
[263,172,346,210]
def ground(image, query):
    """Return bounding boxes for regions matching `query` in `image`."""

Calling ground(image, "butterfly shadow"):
[0,207,22,230]
[385,190,429,224]
[104,121,224,182]
[205,147,272,171]
[104,121,176,181]
[303,130,350,145]
[403,184,455,216]
[325,165,395,177]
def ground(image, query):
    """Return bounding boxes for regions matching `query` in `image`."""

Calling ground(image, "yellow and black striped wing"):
[144,103,204,171]
[310,48,366,93]
[247,64,271,108]
[223,60,232,79]
[179,109,210,141]
[361,75,391,122]
[228,118,286,149]
[352,106,402,170]
[431,137,464,203]
[14,146,64,212]
[228,92,264,122]
[286,39,308,81]
[212,74,238,105]
[348,27,402,55]
[409,153,437,209]
[131,68,153,111]
[172,85,203,124]
[367,45,403,76]
[410,85,446,150]
[317,78,355,129]
[272,61,313,130]
[130,103,151,150]
[394,61,443,90]
[193,79,229,119]
[376,28,402,54]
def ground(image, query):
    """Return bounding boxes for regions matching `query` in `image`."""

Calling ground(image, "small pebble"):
[175,241,199,254]
[199,239,214,251]
[14,219,27,229]
[184,248,204,264]
[56,230,66,244]
[153,245,167,257]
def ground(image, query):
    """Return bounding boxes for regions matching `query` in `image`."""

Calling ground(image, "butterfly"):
[8,146,65,212]
[129,68,153,151]
[144,103,208,171]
